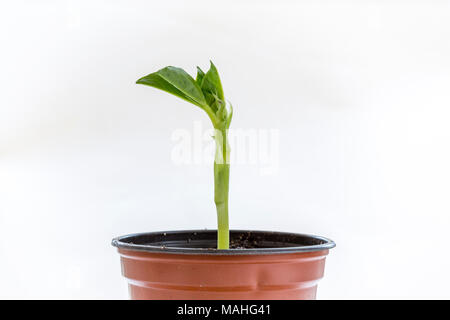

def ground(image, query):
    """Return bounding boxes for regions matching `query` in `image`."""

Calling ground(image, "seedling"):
[137,61,232,249]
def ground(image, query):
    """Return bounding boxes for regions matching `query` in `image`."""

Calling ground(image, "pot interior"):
[112,230,335,255]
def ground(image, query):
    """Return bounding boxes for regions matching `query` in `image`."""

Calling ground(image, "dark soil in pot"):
[112,229,335,254]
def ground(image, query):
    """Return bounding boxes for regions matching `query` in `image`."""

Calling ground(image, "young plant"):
[136,61,233,249]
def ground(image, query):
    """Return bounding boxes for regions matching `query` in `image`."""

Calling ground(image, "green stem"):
[214,128,230,249]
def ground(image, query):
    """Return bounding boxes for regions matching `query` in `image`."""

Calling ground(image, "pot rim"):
[111,229,335,255]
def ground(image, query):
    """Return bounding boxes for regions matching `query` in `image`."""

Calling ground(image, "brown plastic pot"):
[112,230,335,300]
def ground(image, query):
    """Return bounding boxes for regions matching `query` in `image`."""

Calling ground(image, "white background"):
[1,0,450,299]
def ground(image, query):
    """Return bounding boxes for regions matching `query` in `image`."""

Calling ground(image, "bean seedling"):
[137,61,232,249]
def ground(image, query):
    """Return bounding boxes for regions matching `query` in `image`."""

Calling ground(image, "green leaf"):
[226,100,233,128]
[202,61,224,100]
[137,66,207,107]
[196,67,205,85]
[136,73,197,107]
[201,61,225,110]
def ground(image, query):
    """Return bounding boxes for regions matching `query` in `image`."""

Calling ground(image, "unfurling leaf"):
[136,61,230,129]
[200,61,225,112]
[196,67,205,85]
[137,66,206,108]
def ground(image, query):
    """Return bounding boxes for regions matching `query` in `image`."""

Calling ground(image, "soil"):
[117,230,328,251]
[229,231,261,249]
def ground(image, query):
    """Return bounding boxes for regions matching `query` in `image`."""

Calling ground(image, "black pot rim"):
[111,229,336,255]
